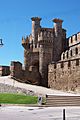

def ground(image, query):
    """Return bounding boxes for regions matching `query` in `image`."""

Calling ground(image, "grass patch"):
[0,93,38,104]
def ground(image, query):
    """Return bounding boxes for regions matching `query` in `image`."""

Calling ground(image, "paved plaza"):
[0,106,80,120]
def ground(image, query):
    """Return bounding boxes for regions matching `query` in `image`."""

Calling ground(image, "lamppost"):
[0,39,4,47]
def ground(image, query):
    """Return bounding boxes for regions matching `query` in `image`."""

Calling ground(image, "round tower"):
[31,17,41,48]
[53,18,63,62]
[22,36,31,70]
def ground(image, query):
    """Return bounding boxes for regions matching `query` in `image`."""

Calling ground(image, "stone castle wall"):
[24,49,39,70]
[48,58,80,92]
[68,32,80,47]
[10,61,23,79]
[1,17,80,92]
[61,33,80,61]
[10,61,41,85]
[61,45,80,61]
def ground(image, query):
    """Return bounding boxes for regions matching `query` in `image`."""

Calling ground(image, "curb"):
[0,104,46,107]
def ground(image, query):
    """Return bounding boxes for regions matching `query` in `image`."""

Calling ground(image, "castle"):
[1,17,80,92]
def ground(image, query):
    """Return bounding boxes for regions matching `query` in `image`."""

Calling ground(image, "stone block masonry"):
[48,58,80,92]
[22,17,66,87]
[10,61,41,85]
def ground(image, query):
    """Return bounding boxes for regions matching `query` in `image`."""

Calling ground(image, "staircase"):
[46,95,80,107]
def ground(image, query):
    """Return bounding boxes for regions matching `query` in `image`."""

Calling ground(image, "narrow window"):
[63,53,65,59]
[75,47,78,55]
[70,50,72,56]
[76,59,79,66]
[75,34,77,41]
[61,62,64,68]
[68,60,71,67]
[71,37,73,43]
[66,51,68,58]
[54,64,56,69]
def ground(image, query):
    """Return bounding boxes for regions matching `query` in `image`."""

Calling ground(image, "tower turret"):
[53,18,63,37]
[53,18,63,61]
[31,17,41,48]
[22,36,31,70]
[22,36,29,49]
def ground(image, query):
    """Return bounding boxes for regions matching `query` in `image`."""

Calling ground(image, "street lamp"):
[0,39,4,47]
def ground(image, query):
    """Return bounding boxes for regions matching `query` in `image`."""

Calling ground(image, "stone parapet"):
[22,36,30,49]
[38,29,54,42]
[68,32,80,47]
[61,43,80,60]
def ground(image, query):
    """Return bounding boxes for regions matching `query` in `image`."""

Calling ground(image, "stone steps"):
[46,95,80,107]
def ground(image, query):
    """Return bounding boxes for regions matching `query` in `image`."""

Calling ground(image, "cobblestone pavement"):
[0,106,80,120]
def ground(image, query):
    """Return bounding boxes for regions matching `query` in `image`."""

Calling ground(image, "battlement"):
[68,32,80,46]
[49,58,80,72]
[22,36,29,48]
[38,28,54,43]
[61,43,80,61]
[22,36,33,49]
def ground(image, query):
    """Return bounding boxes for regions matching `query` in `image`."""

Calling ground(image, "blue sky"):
[0,0,80,66]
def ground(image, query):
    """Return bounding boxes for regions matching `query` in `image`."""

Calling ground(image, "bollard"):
[63,109,65,120]
[38,95,42,106]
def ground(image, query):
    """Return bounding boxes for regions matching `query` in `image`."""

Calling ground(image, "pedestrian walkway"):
[0,106,80,120]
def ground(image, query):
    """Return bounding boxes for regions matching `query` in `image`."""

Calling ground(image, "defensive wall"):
[10,61,41,85]
[48,58,80,92]
[61,32,80,61]
[68,32,80,47]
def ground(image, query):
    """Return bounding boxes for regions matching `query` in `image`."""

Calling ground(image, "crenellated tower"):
[21,17,67,87]
[9,16,80,92]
